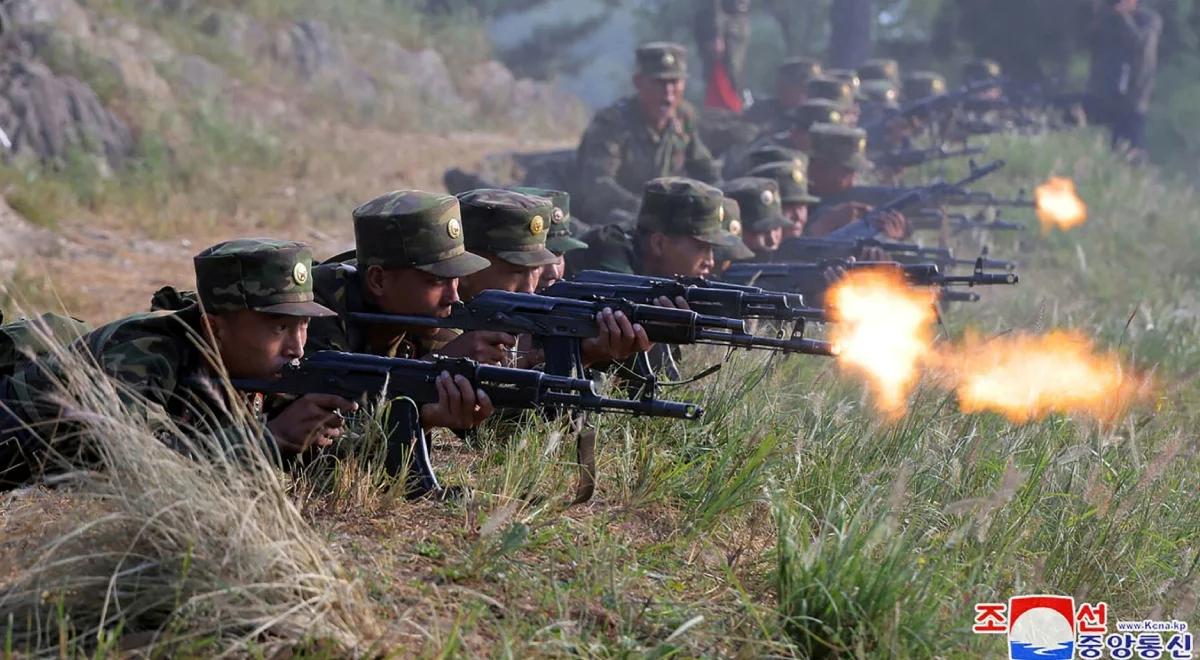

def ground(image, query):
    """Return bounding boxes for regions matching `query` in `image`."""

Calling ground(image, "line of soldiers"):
[0,42,1035,499]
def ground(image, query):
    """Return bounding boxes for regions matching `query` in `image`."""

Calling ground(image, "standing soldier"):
[695,0,753,112]
[1,239,359,489]
[1087,0,1161,158]
[575,43,719,224]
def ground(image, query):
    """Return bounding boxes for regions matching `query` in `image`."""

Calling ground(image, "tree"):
[829,0,874,67]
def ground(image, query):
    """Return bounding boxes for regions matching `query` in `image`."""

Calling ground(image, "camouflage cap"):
[636,42,687,80]
[826,68,862,94]
[511,186,588,255]
[722,178,789,233]
[784,99,846,131]
[858,58,900,84]
[806,77,855,108]
[777,57,822,87]
[353,190,491,278]
[637,177,739,247]
[809,123,873,172]
[747,161,820,206]
[458,189,559,267]
[861,79,900,108]
[715,197,756,261]
[742,144,807,174]
[903,71,947,101]
[963,58,1002,83]
[194,238,334,318]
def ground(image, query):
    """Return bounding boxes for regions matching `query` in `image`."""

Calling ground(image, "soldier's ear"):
[646,232,667,259]
[364,264,388,298]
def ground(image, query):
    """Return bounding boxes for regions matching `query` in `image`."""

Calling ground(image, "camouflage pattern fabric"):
[746,161,821,206]
[721,177,789,232]
[634,42,689,80]
[194,238,332,318]
[903,72,948,102]
[565,224,639,277]
[352,190,490,278]
[509,187,589,255]
[809,123,874,172]
[458,189,559,267]
[714,197,755,262]
[305,262,456,358]
[0,313,91,377]
[859,59,901,84]
[806,77,856,109]
[637,177,739,247]
[575,98,720,221]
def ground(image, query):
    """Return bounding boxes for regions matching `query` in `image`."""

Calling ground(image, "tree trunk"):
[829,0,874,68]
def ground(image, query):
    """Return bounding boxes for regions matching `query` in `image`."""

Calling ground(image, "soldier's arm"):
[95,335,187,413]
[575,117,642,214]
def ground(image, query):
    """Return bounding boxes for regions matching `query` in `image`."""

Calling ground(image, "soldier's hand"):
[420,372,494,430]
[582,308,652,366]
[439,330,518,365]
[654,295,691,311]
[268,393,358,454]
[871,210,909,239]
[822,263,848,285]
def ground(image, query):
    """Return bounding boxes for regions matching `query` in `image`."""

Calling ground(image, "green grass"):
[2,132,1199,657]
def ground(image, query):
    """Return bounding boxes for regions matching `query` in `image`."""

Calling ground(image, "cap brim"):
[849,154,875,172]
[414,251,492,278]
[749,215,791,232]
[255,301,337,318]
[694,230,742,248]
[495,247,561,267]
[783,193,821,205]
[547,236,589,254]
[719,241,756,261]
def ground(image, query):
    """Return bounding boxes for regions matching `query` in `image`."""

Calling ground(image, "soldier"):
[509,187,589,292]
[807,76,859,125]
[742,57,823,128]
[575,42,719,223]
[745,160,820,239]
[721,177,791,260]
[458,188,649,368]
[901,71,947,103]
[694,0,752,109]
[0,239,360,489]
[803,124,908,240]
[567,177,741,280]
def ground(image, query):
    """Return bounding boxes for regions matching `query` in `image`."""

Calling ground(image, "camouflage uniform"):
[305,190,490,358]
[745,161,821,208]
[574,43,720,223]
[0,239,332,488]
[509,187,589,256]
[459,188,560,269]
[723,100,845,178]
[721,177,790,262]
[858,59,901,86]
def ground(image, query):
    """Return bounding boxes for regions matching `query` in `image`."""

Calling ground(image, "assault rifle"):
[234,351,701,495]
[866,77,1007,132]
[722,258,1019,304]
[349,290,836,396]
[775,236,1016,272]
[872,144,987,170]
[546,270,827,323]
[825,159,1007,241]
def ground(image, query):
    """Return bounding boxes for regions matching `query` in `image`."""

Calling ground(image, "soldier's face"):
[365,266,461,333]
[460,251,543,299]
[537,254,566,292]
[207,310,308,379]
[744,226,784,254]
[783,204,809,238]
[788,129,812,153]
[646,233,715,279]
[809,162,856,196]
[634,75,685,124]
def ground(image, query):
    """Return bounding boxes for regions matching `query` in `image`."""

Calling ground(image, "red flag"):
[705,60,743,113]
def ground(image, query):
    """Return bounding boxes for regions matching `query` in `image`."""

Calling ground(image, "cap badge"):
[447,218,462,239]
[760,190,776,206]
[662,52,676,67]
[858,138,868,152]
[552,207,565,224]
[718,205,726,223]
[830,111,843,123]
[792,169,806,184]
[728,219,742,236]
[292,262,309,286]
[529,215,545,235]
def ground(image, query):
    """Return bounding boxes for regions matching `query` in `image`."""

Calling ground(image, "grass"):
[2,104,1199,658]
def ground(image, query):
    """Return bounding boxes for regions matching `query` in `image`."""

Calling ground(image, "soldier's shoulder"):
[311,262,359,314]
[585,98,637,134]
[566,224,637,275]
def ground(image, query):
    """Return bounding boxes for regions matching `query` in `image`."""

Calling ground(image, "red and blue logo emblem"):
[1007,595,1077,659]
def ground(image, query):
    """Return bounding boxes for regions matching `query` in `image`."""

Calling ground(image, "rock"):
[270,19,343,81]
[171,54,227,97]
[0,196,65,279]
[460,60,586,133]
[3,0,91,39]
[374,42,461,109]
[0,56,135,168]
[198,8,269,58]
